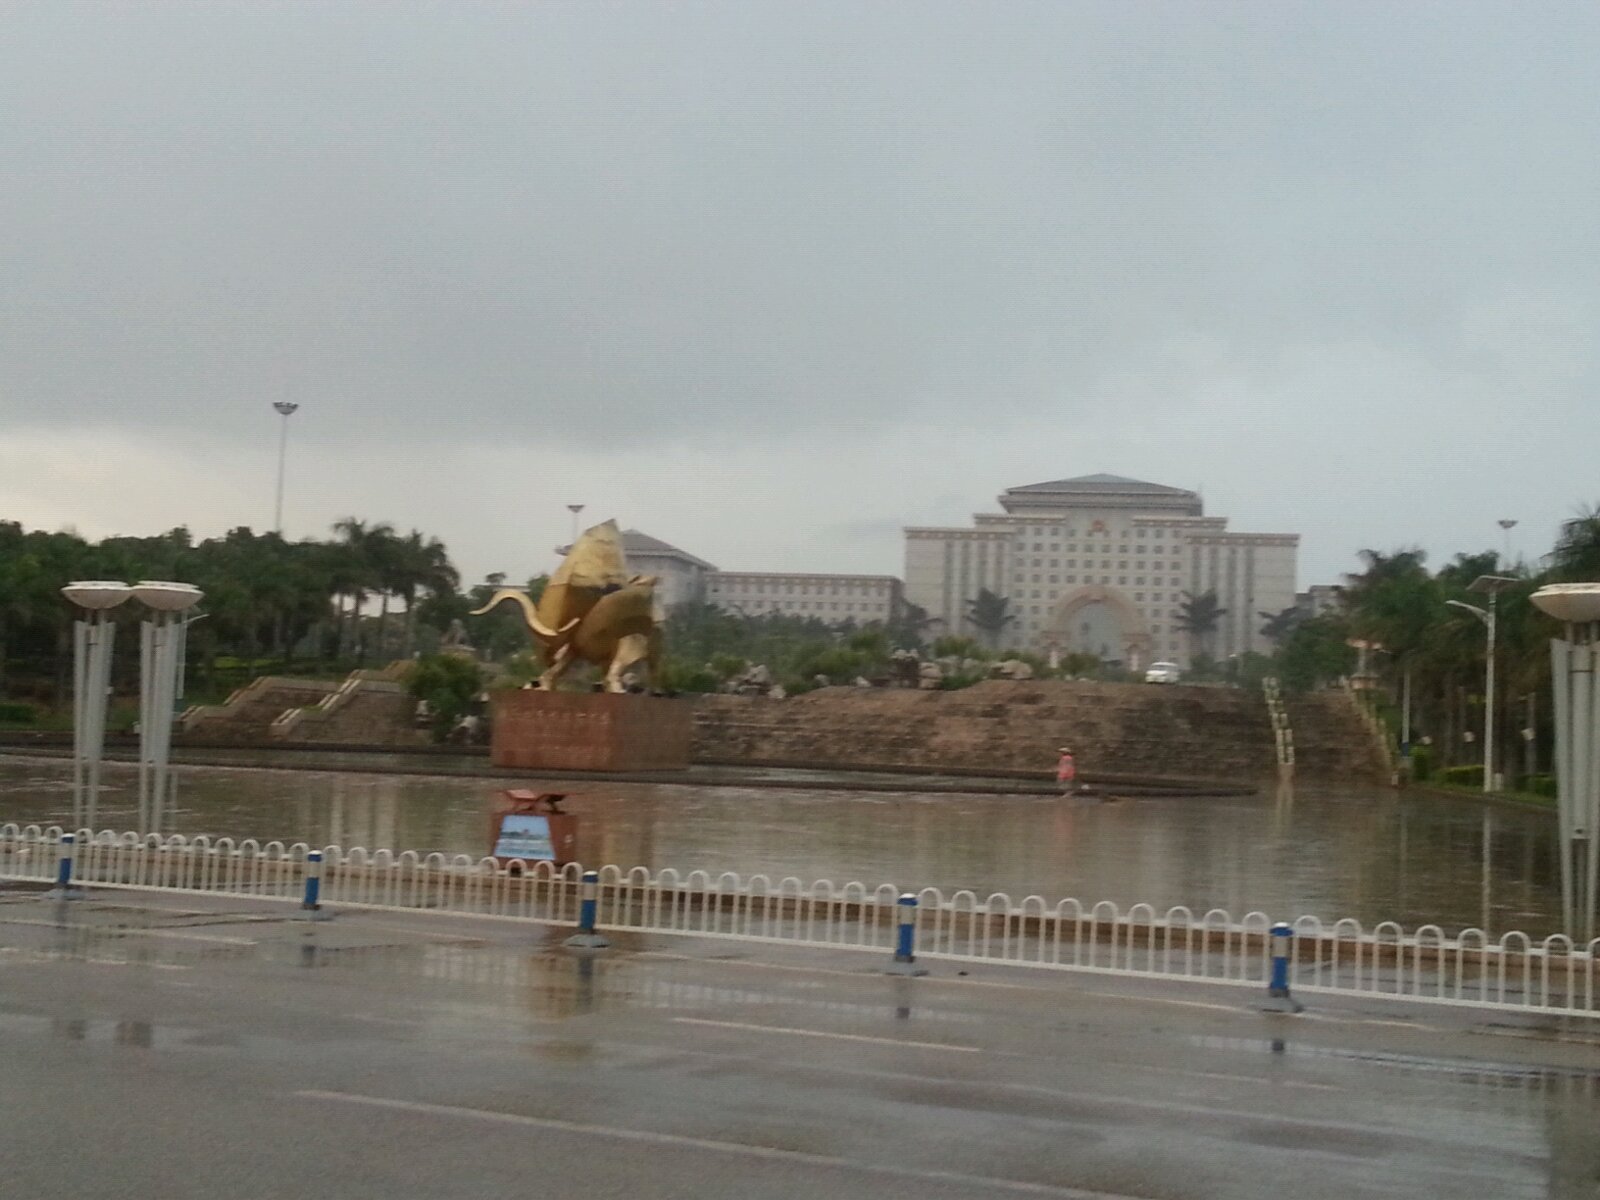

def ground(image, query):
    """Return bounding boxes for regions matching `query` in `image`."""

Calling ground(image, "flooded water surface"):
[0,753,1561,936]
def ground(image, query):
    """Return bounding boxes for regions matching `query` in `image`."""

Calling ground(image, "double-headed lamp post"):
[1531,582,1600,941]
[1445,575,1518,794]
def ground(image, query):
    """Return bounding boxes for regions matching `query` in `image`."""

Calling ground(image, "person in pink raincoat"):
[1055,746,1076,793]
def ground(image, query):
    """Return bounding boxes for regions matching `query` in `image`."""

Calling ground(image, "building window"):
[1048,575,1058,584]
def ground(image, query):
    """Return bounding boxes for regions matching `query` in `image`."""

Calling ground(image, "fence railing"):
[4,823,1597,1019]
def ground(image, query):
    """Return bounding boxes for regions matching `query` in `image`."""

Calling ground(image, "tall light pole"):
[1446,574,1518,793]
[566,503,585,545]
[273,402,300,534]
[1498,518,1518,567]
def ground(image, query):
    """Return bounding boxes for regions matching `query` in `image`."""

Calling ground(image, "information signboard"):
[492,813,556,862]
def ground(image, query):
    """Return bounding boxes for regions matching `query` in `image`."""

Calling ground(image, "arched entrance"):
[1048,586,1152,671]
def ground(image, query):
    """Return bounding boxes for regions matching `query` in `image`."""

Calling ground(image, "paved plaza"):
[3,887,1600,1198]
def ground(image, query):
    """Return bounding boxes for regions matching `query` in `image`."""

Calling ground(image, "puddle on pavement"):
[1187,1031,1600,1092]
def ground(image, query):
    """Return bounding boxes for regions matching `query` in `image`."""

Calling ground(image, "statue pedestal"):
[489,690,693,771]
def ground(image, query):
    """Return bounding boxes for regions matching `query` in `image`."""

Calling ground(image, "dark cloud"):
[2,2,1597,582]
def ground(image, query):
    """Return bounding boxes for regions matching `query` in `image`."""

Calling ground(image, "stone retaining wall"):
[692,680,1286,781]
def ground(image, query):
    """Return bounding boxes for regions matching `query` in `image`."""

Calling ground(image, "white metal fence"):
[4,823,1598,1019]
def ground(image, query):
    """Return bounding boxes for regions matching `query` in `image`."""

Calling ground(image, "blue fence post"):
[298,849,332,921]
[564,870,610,949]
[47,832,86,901]
[1261,921,1303,1013]
[885,893,928,976]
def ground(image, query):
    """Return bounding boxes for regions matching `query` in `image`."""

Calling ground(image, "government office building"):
[903,474,1298,668]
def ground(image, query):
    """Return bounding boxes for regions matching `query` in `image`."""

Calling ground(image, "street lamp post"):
[272,402,300,534]
[1498,518,1518,567]
[566,503,585,545]
[1446,575,1518,794]
[1531,582,1600,941]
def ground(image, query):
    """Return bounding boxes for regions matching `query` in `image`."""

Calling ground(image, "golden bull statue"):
[470,520,662,693]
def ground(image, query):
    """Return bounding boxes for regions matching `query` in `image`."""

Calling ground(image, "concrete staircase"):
[1282,688,1392,783]
[181,663,421,746]
[269,664,423,745]
[180,677,339,743]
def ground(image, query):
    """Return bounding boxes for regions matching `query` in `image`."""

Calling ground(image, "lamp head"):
[61,581,133,611]
[1532,583,1600,625]
[132,581,204,612]
[1466,574,1518,595]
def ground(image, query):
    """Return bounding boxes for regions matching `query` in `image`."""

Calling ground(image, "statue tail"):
[467,588,575,640]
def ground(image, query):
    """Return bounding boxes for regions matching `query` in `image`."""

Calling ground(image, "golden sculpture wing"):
[551,520,630,590]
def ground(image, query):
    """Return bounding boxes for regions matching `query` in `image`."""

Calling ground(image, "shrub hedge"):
[0,701,37,724]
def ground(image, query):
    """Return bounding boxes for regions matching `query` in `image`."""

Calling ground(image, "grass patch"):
[1414,779,1557,810]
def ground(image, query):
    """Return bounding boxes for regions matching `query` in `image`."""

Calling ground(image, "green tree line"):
[1267,506,1600,783]
[0,518,503,703]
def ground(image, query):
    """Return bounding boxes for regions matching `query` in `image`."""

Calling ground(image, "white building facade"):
[619,530,717,612]
[706,572,901,623]
[904,474,1298,668]
[621,530,902,624]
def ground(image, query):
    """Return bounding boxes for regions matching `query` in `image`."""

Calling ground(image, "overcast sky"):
[3,2,1596,588]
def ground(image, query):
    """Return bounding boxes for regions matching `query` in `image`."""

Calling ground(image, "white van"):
[1144,661,1181,684]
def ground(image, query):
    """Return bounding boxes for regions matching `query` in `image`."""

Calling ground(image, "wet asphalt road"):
[5,891,1600,1197]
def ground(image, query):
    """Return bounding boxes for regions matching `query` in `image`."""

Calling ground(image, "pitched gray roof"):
[621,529,717,571]
[1006,473,1194,496]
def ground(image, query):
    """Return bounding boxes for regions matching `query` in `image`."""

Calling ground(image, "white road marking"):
[0,917,256,946]
[672,1016,980,1052]
[0,946,190,969]
[296,1089,1153,1199]
[1129,1062,1342,1092]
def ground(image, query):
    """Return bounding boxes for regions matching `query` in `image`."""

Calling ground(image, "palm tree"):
[1175,589,1227,660]
[887,601,934,651]
[964,588,1015,649]
[1552,504,1600,581]
[1258,605,1303,646]
[330,517,394,662]
[393,530,460,657]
